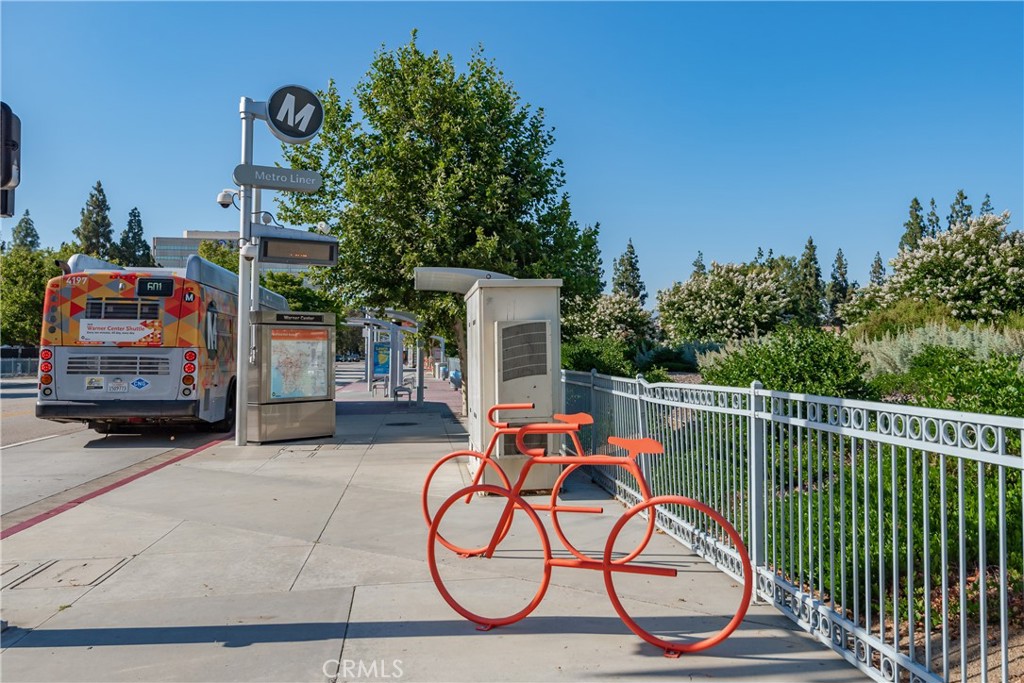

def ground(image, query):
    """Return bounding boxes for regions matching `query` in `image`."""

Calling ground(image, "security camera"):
[240,242,258,261]
[216,189,235,209]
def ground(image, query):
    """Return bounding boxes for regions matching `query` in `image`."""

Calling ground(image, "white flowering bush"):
[656,263,791,344]
[841,212,1024,325]
[562,292,656,349]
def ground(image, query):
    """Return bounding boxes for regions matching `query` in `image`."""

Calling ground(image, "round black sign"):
[266,85,324,144]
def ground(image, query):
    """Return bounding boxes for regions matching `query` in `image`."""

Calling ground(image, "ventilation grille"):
[85,298,160,320]
[66,356,171,375]
[500,322,548,382]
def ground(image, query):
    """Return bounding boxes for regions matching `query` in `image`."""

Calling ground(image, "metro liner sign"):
[233,164,322,193]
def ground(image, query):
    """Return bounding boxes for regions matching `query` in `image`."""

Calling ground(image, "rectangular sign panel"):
[78,319,160,344]
[233,164,322,193]
[260,237,337,266]
[373,341,390,377]
[268,327,330,400]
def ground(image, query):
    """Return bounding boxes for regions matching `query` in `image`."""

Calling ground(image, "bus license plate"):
[107,380,128,393]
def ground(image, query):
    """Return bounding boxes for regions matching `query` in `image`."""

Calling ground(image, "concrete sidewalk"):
[0,373,864,682]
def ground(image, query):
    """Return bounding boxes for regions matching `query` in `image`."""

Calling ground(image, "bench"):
[392,385,412,405]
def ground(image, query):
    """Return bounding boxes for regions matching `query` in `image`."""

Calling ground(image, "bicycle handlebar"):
[487,403,535,429]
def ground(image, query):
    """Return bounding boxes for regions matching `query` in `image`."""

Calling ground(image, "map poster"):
[269,327,329,400]
[373,341,390,377]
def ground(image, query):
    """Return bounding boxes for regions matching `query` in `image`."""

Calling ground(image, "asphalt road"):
[1,378,85,447]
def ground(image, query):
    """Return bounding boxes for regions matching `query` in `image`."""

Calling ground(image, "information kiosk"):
[247,310,336,443]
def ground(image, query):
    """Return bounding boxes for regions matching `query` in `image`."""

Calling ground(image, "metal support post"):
[747,380,766,598]
[250,188,261,312]
[415,337,424,405]
[364,326,373,391]
[235,97,255,446]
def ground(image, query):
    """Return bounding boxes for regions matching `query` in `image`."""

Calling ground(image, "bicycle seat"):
[553,412,594,426]
[607,436,664,460]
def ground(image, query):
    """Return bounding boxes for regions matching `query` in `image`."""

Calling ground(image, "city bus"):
[36,253,288,433]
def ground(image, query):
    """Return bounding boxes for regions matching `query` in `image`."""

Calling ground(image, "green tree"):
[947,189,973,229]
[793,236,823,326]
[197,240,238,273]
[925,198,942,237]
[0,246,63,345]
[691,251,706,277]
[111,207,154,266]
[11,210,40,250]
[261,270,340,314]
[899,197,926,251]
[870,251,886,285]
[825,248,850,326]
[275,34,603,364]
[979,193,994,215]
[611,239,647,305]
[73,181,114,259]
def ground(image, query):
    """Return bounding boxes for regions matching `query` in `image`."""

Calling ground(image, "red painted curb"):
[0,439,223,540]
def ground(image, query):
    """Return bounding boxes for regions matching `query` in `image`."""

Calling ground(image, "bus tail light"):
[40,374,53,385]
[183,362,196,374]
[40,349,53,361]
[40,361,53,373]
[184,350,197,362]
[182,375,195,386]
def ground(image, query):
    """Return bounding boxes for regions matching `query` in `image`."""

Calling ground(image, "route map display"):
[269,327,330,400]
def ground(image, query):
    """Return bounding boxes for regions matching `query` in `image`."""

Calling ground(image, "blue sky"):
[2,1,1021,300]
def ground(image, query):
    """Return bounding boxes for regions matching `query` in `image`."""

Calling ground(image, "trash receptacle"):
[439,364,448,380]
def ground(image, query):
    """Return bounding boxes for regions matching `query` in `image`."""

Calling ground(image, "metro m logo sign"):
[266,85,324,144]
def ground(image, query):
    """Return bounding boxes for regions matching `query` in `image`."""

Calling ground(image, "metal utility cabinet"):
[465,279,562,490]
[247,310,336,443]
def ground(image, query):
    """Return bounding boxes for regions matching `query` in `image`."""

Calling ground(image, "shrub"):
[561,336,635,377]
[633,341,722,373]
[856,321,1024,379]
[562,292,656,349]
[848,298,955,341]
[698,323,875,398]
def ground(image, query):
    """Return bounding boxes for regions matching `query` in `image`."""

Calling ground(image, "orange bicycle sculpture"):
[423,406,754,657]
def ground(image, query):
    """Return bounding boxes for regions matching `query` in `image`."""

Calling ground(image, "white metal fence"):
[562,369,1023,683]
[0,358,38,377]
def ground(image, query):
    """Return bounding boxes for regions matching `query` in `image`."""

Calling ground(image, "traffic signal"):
[1,101,22,191]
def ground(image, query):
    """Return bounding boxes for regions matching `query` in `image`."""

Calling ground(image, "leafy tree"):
[925,198,942,238]
[611,239,646,305]
[899,197,926,251]
[870,251,886,285]
[825,248,850,326]
[691,251,706,277]
[562,291,655,350]
[73,181,114,260]
[197,240,238,273]
[793,236,823,326]
[261,270,340,314]
[0,246,63,345]
[11,210,39,250]
[979,193,994,215]
[111,207,154,266]
[947,188,973,229]
[657,261,790,343]
[275,36,603,367]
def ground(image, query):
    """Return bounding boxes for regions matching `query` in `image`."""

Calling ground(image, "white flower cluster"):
[841,212,1023,324]
[562,292,656,347]
[656,262,791,344]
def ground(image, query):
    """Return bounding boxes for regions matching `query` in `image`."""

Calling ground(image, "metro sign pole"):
[232,85,324,446]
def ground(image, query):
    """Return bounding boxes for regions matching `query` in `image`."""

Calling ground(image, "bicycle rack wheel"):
[428,484,552,629]
[602,495,753,656]
[422,451,512,555]
[549,462,655,564]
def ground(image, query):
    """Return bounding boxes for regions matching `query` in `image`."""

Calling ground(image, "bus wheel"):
[90,421,121,435]
[207,382,236,433]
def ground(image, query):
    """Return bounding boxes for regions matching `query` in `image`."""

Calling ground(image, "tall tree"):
[793,236,823,325]
[899,197,926,251]
[0,247,64,345]
[691,251,706,277]
[73,181,114,259]
[275,35,604,365]
[11,210,40,250]
[869,251,886,285]
[611,239,647,305]
[947,189,973,229]
[926,198,942,237]
[111,207,154,266]
[979,193,994,215]
[825,248,850,326]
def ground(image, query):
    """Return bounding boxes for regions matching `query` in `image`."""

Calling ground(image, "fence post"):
[748,380,765,601]
[636,375,649,438]
[589,368,597,454]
